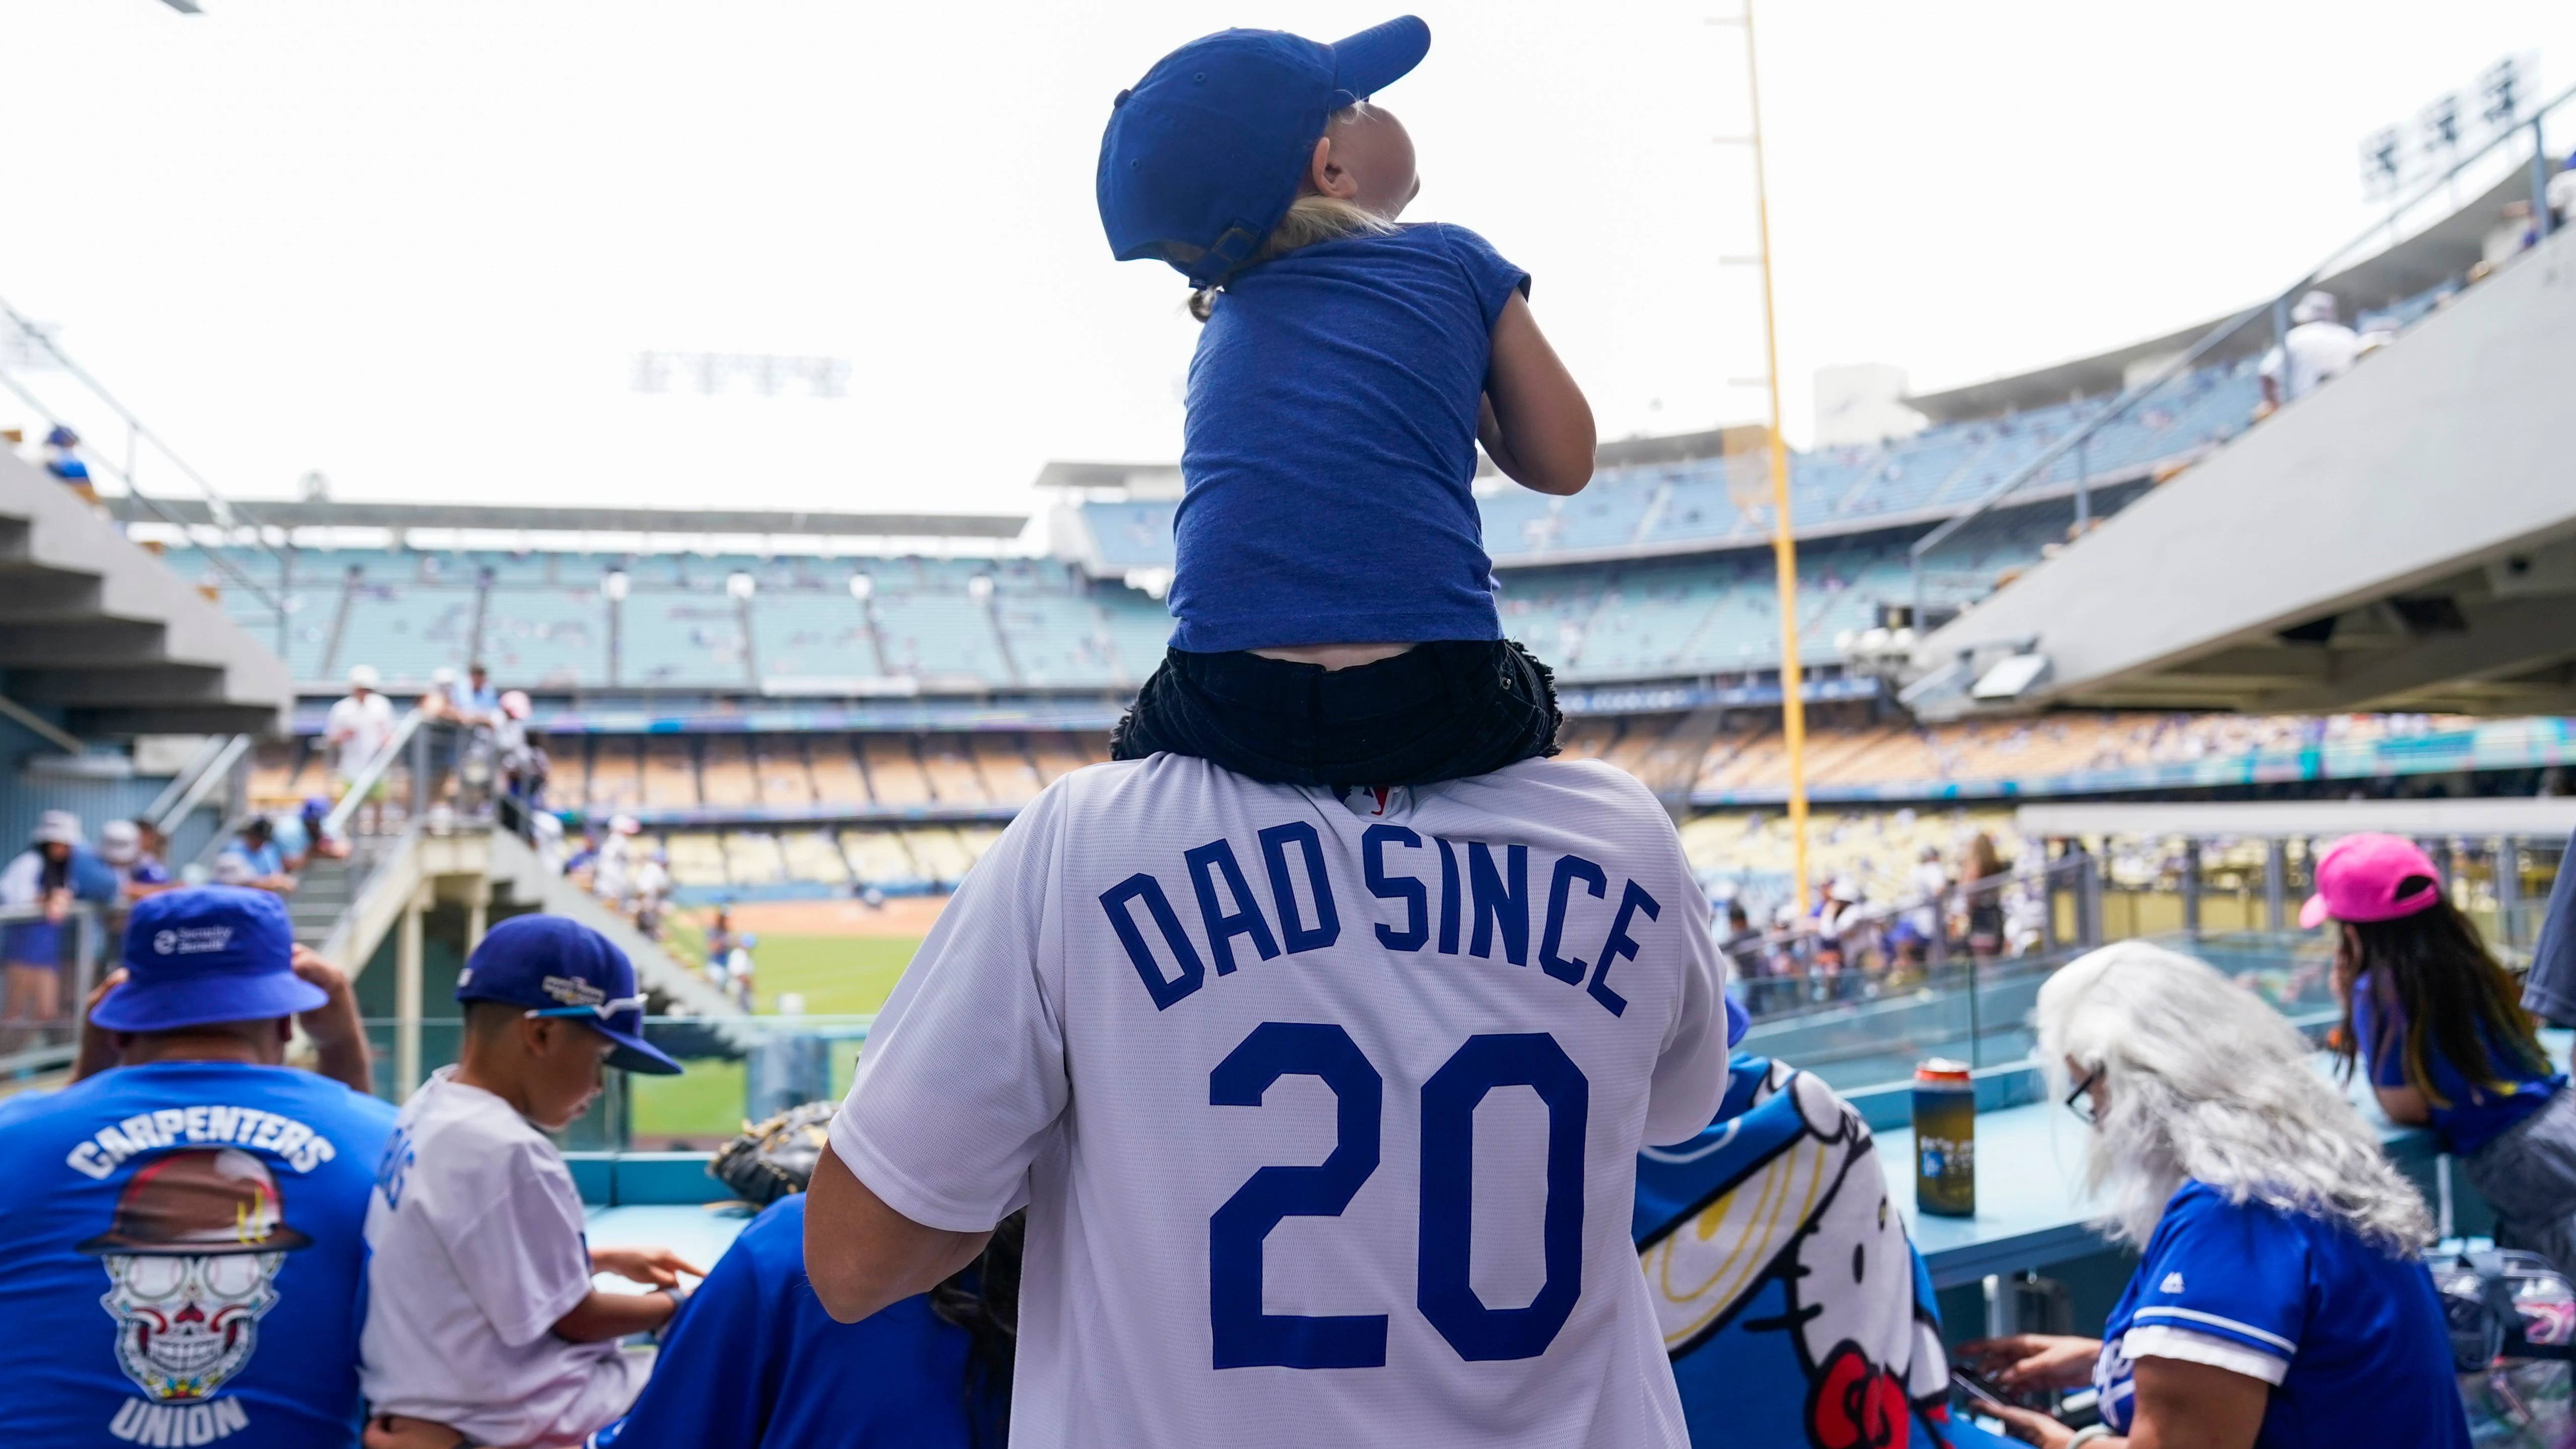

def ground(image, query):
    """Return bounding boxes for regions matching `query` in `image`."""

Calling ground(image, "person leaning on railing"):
[1959,941,2468,1449]
[2,810,117,1047]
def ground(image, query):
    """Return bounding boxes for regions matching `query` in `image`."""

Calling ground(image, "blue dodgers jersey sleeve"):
[592,1194,999,1449]
[2095,1181,2470,1447]
[1172,222,1532,654]
[0,1061,396,1447]
[2352,973,2562,1153]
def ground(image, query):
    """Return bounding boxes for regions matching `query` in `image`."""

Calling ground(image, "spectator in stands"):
[327,665,397,835]
[98,820,174,903]
[632,850,670,942]
[1962,940,2467,1448]
[2550,151,2576,232]
[1961,833,2009,961]
[495,691,547,826]
[562,828,601,887]
[42,424,94,499]
[3,811,116,1045]
[420,665,462,721]
[0,887,389,1447]
[1905,844,1948,942]
[94,818,173,970]
[2256,291,2361,412]
[216,818,298,895]
[586,1123,1021,1449]
[1099,24,1592,791]
[283,795,349,865]
[593,816,639,914]
[461,663,500,725]
[2317,835,2576,1277]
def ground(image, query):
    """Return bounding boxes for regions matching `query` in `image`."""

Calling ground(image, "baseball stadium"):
[5,5,2576,1447]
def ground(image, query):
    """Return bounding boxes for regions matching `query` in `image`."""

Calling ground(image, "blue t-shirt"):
[2095,1181,2469,1448]
[222,840,286,880]
[3,844,117,967]
[0,1061,397,1447]
[2353,971,2563,1154]
[591,1193,1003,1449]
[1171,221,1532,653]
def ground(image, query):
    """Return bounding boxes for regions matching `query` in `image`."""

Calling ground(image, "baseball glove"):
[708,1100,837,1207]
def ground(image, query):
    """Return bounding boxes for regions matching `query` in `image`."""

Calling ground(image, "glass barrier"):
[355,1014,874,1152]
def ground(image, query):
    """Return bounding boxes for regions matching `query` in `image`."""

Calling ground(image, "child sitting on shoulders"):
[1098,15,1596,787]
[360,915,703,1449]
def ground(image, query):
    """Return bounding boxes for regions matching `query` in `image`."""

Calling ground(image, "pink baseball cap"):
[2299,833,2443,929]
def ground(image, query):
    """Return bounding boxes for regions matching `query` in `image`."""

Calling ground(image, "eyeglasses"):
[524,994,645,1021]
[2065,1066,2105,1127]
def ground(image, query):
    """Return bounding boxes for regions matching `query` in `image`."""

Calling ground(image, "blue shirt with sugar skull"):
[0,1060,395,1446]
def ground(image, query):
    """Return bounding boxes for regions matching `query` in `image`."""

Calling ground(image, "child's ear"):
[1306,136,1353,200]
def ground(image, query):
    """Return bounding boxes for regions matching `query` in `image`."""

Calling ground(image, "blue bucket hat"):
[1097,15,1430,287]
[92,887,325,1033]
[456,914,681,1075]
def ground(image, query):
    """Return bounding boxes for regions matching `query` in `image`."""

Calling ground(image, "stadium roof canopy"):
[1,452,289,736]
[108,497,1029,539]
[1904,223,2576,721]
[1906,170,2529,424]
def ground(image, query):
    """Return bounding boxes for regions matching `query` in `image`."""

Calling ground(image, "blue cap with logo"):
[1097,16,1430,287]
[92,886,325,1033]
[456,914,681,1075]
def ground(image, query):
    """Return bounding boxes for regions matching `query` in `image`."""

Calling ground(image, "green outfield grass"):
[626,931,923,1144]
[740,933,923,1015]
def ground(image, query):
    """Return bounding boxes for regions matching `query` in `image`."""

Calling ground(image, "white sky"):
[4,0,2571,521]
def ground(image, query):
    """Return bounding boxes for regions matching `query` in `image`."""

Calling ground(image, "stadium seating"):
[859,735,933,805]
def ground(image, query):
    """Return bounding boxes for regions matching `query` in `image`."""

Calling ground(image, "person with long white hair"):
[1961,941,2467,1448]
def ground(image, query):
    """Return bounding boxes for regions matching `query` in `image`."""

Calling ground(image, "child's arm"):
[1479,291,1594,497]
[551,1288,677,1343]
[551,1246,706,1343]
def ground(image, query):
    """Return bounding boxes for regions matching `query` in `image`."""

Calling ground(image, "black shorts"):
[1110,639,1561,790]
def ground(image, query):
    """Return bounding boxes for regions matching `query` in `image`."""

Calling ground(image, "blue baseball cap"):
[92,887,325,1033]
[456,914,681,1075]
[1098,16,1430,287]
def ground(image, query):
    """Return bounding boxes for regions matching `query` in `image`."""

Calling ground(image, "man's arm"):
[1480,291,1594,496]
[290,947,372,1093]
[803,1142,991,1324]
[71,969,128,1082]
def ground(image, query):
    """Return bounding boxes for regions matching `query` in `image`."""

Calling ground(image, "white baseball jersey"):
[831,755,1731,1448]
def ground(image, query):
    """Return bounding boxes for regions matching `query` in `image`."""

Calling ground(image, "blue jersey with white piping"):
[2094,1180,2468,1446]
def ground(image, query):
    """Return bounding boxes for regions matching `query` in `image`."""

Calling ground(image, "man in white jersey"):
[808,754,1736,1448]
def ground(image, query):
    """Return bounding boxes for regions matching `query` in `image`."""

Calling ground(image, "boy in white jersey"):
[806,17,1738,1449]
[361,916,702,1449]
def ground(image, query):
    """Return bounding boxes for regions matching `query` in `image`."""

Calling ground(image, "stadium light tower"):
[1715,0,1811,908]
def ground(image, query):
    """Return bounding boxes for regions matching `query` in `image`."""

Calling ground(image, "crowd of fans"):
[11,826,2576,1444]
[1721,829,2058,1016]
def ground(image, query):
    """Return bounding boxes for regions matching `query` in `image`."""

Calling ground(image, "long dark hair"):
[2332,893,2550,1107]
[929,1210,1024,1448]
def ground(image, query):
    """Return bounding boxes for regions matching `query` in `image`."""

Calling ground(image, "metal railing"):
[146,734,249,840]
[1907,81,2573,629]
[0,899,107,1078]
[0,290,296,652]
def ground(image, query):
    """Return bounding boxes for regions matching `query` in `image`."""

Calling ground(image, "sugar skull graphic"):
[77,1147,311,1402]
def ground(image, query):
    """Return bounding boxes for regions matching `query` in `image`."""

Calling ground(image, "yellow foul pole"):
[1739,0,1809,910]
